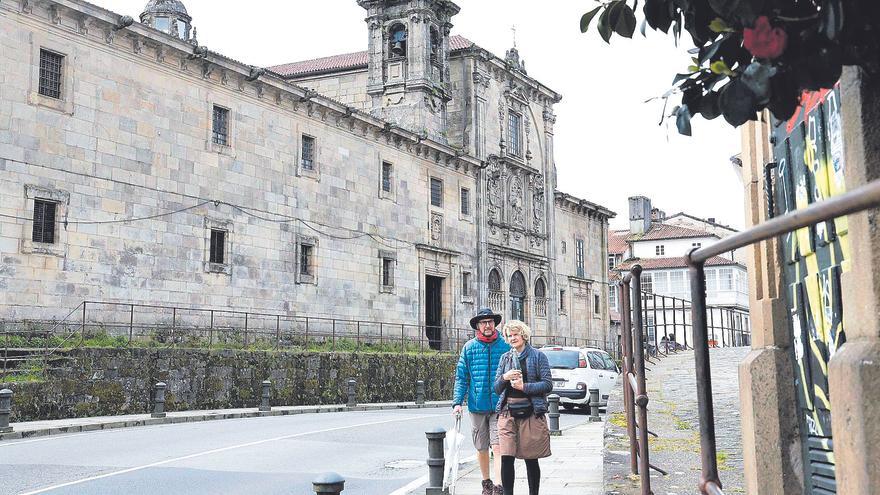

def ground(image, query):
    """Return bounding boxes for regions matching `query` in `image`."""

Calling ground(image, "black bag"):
[508,400,534,419]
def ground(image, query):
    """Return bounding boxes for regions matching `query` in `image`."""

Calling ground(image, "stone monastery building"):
[0,0,615,346]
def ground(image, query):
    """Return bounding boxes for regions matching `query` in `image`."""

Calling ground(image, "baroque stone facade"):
[0,0,614,345]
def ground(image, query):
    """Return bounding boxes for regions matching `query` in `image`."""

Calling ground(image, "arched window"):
[534,278,547,317]
[488,269,501,292]
[509,271,526,321]
[430,27,440,62]
[389,24,407,58]
[534,278,546,298]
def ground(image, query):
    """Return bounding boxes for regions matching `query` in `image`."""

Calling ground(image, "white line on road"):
[385,454,477,495]
[18,413,447,495]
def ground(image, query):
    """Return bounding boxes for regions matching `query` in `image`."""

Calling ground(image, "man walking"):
[453,308,511,495]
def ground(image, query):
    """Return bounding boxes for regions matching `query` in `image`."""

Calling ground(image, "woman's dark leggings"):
[500,455,540,495]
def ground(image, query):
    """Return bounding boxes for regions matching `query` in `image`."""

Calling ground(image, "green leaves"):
[583,1,638,43]
[580,6,602,33]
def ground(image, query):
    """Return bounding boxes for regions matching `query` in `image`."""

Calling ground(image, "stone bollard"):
[259,380,271,412]
[0,389,12,433]
[425,427,447,495]
[589,388,601,422]
[416,380,425,405]
[152,382,167,418]
[547,394,561,436]
[312,472,345,494]
[346,379,356,408]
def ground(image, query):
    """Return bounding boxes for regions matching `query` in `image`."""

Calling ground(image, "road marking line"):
[385,453,477,495]
[18,413,446,495]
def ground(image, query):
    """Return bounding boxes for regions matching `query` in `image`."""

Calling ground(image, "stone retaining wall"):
[1,348,457,422]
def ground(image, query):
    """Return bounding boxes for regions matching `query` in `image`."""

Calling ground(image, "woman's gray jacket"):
[493,344,553,414]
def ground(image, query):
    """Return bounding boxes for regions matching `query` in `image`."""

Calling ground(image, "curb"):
[0,401,453,442]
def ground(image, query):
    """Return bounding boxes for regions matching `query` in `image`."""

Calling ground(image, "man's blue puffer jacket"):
[453,336,511,413]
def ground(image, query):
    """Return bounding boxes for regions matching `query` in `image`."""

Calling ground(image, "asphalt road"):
[0,406,593,495]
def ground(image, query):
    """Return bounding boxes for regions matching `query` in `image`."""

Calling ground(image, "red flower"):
[743,16,788,59]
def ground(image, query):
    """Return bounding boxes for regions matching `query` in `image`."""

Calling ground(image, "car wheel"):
[561,403,575,411]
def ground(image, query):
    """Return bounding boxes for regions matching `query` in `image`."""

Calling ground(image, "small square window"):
[382,161,393,193]
[32,199,57,244]
[692,242,702,248]
[39,49,64,100]
[212,105,229,146]
[300,244,313,276]
[430,177,443,207]
[460,188,470,216]
[209,229,226,264]
[655,244,665,256]
[301,135,316,171]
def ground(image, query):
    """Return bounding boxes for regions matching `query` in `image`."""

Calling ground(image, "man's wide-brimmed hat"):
[469,307,502,329]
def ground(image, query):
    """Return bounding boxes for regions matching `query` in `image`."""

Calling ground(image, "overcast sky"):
[100,0,746,230]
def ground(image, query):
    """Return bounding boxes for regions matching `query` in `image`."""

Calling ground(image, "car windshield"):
[588,351,617,371]
[540,349,579,369]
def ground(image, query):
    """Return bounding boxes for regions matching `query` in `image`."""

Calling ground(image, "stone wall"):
[1,348,458,422]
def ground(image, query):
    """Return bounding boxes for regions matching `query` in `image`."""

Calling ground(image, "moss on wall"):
[1,348,457,422]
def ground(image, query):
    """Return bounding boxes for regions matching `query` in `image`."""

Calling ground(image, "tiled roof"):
[270,35,475,78]
[608,230,628,255]
[625,223,716,242]
[614,256,741,271]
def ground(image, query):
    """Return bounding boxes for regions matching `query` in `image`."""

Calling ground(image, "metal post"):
[589,388,601,422]
[81,301,86,343]
[619,278,638,475]
[547,394,561,435]
[652,293,661,357]
[686,258,723,493]
[379,322,383,348]
[172,307,177,344]
[152,382,167,418]
[244,313,249,348]
[332,320,336,352]
[708,306,716,348]
[630,265,652,495]
[0,389,13,433]
[346,379,356,407]
[276,315,281,350]
[129,304,134,344]
[209,310,214,348]
[670,297,678,352]
[425,427,447,495]
[260,380,271,412]
[312,472,345,494]
[305,317,310,349]
[356,321,361,350]
[660,295,669,355]
[416,380,426,405]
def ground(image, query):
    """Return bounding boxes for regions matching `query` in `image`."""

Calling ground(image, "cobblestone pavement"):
[604,347,750,495]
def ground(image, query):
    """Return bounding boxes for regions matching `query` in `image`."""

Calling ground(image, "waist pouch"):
[507,398,534,419]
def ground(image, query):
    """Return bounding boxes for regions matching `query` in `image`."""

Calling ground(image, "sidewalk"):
[0,400,453,441]
[448,419,605,495]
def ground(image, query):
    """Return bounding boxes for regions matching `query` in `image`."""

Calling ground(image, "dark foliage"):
[581,0,880,134]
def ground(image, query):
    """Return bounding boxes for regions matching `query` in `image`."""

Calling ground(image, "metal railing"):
[685,179,880,494]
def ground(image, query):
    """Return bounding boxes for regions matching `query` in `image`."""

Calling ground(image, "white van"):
[539,346,619,410]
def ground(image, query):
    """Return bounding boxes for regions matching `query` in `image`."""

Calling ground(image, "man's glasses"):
[477,320,495,327]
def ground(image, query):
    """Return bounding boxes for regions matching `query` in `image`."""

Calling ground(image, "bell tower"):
[358,0,460,143]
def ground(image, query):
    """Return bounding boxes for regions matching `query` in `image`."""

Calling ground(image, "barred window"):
[209,229,226,264]
[38,49,64,99]
[430,177,442,207]
[576,239,585,278]
[301,135,315,170]
[460,188,470,216]
[212,105,229,146]
[32,199,57,244]
[508,111,522,157]
[382,257,394,287]
[382,161,393,193]
[300,244,313,276]
[655,244,665,256]
[488,269,501,291]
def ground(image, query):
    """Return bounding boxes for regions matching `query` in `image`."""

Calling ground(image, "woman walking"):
[493,320,552,495]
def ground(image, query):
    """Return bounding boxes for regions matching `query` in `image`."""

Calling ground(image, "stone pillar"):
[830,66,880,495]
[737,118,804,495]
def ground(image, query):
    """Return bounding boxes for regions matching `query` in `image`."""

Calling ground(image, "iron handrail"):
[685,178,880,495]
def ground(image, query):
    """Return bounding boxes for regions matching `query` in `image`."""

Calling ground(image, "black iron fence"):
[1,300,622,381]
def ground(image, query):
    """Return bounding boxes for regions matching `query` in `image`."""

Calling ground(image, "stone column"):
[830,66,880,495]
[737,117,804,495]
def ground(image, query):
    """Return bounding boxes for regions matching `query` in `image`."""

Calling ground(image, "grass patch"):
[609,412,628,428]
[674,417,692,430]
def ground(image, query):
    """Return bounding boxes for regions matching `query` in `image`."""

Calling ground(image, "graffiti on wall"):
[773,83,848,494]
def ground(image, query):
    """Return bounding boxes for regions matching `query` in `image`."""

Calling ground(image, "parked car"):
[538,346,619,410]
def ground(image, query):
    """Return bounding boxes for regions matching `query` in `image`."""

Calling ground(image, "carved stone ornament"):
[486,157,503,224]
[532,174,545,235]
[430,212,443,243]
[509,174,524,228]
[49,5,61,24]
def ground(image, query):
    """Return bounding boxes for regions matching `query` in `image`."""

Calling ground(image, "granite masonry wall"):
[1,348,457,422]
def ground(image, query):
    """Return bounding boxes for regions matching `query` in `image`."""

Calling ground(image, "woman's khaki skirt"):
[497,403,552,459]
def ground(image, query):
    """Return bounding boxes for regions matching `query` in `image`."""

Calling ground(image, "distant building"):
[608,196,750,348]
